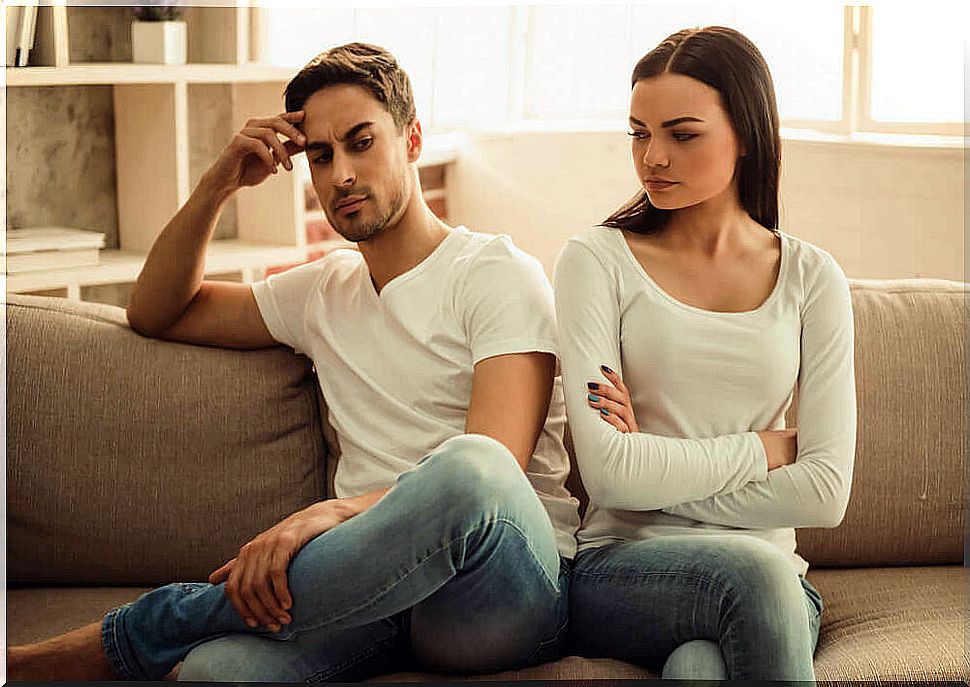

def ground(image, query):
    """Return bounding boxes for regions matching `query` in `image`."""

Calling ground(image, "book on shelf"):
[4,227,106,274]
[5,3,38,67]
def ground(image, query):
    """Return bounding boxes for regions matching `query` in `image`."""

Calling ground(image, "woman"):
[554,26,855,680]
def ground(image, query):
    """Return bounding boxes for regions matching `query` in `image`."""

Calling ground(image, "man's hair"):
[284,42,416,130]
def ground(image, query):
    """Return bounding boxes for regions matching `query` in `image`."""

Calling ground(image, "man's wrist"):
[197,170,237,206]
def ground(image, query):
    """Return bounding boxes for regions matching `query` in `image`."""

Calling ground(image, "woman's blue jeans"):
[100,434,570,681]
[569,536,822,681]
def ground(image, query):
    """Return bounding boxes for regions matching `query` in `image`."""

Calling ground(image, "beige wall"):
[447,130,965,282]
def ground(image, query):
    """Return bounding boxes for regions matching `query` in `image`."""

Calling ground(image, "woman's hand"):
[756,428,799,470]
[208,500,348,632]
[587,364,639,434]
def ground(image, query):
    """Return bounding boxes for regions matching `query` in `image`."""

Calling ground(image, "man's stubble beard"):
[332,176,409,244]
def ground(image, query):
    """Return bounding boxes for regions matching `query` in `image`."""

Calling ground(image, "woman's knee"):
[713,538,808,621]
[178,636,299,682]
[662,640,728,680]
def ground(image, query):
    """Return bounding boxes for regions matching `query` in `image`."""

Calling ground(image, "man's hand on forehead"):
[205,110,307,193]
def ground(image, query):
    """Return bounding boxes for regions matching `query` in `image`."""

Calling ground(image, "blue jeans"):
[100,434,570,681]
[569,536,822,681]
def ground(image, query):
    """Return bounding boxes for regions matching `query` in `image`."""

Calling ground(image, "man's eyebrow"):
[304,121,374,151]
[628,115,705,128]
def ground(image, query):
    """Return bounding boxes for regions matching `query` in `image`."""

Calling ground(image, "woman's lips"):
[645,180,678,192]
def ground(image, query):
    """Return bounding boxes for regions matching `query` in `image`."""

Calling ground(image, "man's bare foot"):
[6,620,120,681]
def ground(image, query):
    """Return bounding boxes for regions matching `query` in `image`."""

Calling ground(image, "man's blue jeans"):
[569,536,822,681]
[100,434,570,681]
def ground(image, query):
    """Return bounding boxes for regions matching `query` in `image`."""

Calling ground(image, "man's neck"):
[358,198,452,294]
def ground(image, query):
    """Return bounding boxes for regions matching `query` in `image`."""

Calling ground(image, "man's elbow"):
[126,307,161,338]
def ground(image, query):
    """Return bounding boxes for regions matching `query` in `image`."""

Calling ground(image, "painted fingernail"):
[600,408,609,416]
[587,382,599,390]
[601,365,614,375]
[588,394,599,402]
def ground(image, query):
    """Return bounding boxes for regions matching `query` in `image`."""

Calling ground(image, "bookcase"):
[5,3,456,305]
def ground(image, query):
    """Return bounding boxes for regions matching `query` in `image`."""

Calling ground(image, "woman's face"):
[629,73,745,211]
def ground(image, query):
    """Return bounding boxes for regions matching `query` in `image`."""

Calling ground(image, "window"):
[254,3,962,137]
[866,6,966,134]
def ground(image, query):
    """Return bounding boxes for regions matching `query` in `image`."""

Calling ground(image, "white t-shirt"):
[553,226,856,576]
[252,226,580,559]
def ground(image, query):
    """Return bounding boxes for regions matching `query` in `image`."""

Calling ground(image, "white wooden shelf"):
[5,63,296,87]
[7,6,458,308]
[4,239,353,295]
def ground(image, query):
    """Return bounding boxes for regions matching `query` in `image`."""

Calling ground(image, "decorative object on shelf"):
[131,2,186,65]
[4,227,106,274]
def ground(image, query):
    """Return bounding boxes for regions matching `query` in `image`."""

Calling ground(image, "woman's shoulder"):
[559,226,629,269]
[779,230,850,294]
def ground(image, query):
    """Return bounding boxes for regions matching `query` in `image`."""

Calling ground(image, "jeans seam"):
[103,606,138,680]
[289,515,558,639]
[573,568,721,588]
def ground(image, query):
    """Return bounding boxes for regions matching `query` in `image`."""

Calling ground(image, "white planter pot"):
[131,20,187,65]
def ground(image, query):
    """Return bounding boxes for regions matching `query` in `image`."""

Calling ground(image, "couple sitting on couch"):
[7,28,855,684]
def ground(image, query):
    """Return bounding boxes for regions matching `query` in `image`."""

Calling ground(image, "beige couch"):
[6,279,968,682]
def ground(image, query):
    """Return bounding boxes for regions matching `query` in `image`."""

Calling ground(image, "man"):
[6,43,579,682]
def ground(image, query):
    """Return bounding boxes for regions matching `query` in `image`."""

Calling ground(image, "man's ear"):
[406,119,423,163]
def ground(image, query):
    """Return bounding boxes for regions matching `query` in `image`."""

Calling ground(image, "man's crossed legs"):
[12,434,569,682]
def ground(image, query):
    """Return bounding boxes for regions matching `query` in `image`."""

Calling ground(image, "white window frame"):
[853,5,964,137]
[251,5,963,138]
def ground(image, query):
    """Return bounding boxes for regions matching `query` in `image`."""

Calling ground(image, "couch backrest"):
[795,279,965,566]
[6,295,328,585]
[7,277,966,584]
[567,279,966,567]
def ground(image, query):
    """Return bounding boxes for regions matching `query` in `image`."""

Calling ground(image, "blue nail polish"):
[587,382,599,390]
[588,393,599,402]
[600,408,609,416]
[601,365,614,375]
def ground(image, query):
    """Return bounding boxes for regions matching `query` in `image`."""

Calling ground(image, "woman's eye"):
[673,133,698,142]
[627,131,649,140]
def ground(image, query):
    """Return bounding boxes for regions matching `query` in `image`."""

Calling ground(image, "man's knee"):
[414,433,530,510]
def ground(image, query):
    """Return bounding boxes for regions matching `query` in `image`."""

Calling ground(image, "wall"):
[447,129,965,282]
[6,7,238,247]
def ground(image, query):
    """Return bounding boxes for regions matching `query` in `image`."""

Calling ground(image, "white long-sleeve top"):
[553,226,856,576]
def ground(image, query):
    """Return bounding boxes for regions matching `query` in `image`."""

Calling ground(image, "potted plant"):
[131,2,186,65]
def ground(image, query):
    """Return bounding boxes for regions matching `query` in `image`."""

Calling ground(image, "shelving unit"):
[5,4,459,305]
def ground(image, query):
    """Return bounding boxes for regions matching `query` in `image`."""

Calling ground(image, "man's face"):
[302,84,416,243]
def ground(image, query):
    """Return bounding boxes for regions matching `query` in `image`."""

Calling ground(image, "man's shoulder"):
[449,226,544,276]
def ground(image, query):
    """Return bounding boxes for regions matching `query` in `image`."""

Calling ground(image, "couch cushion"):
[808,565,969,681]
[796,279,966,567]
[5,587,151,646]
[7,295,328,586]
[372,656,656,681]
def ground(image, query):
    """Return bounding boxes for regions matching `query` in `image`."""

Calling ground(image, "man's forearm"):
[126,172,234,337]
